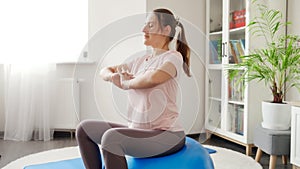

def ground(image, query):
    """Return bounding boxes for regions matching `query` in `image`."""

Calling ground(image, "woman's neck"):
[152,45,169,57]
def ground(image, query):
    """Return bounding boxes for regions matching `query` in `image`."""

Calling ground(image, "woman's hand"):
[111,72,134,90]
[111,73,122,88]
[120,72,134,90]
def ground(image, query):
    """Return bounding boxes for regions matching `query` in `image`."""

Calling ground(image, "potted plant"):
[230,2,300,130]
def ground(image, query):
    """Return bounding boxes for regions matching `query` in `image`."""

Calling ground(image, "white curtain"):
[4,64,56,141]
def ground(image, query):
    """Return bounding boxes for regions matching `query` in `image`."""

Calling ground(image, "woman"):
[76,8,190,169]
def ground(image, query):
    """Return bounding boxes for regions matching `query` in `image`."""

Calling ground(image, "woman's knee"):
[77,120,119,144]
[101,128,125,156]
[76,120,100,142]
[76,121,88,141]
[101,128,120,146]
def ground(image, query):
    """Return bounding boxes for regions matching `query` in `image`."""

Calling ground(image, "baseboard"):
[0,131,74,140]
[53,130,75,139]
[186,133,200,139]
[186,132,209,143]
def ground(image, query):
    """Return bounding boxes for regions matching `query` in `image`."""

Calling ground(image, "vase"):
[261,101,291,130]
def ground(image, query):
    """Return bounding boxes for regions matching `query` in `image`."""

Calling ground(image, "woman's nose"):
[142,25,148,33]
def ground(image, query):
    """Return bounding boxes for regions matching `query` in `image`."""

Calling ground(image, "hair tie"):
[168,18,182,51]
[176,16,180,26]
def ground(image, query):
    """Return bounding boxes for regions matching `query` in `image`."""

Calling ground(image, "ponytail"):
[153,8,191,77]
[176,22,190,77]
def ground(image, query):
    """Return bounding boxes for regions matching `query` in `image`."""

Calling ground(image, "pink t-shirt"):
[125,50,184,131]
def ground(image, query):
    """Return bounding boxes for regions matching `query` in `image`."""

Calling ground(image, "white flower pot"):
[261,101,291,130]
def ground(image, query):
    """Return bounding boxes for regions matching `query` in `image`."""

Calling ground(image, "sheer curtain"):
[1,0,87,141]
[4,64,56,141]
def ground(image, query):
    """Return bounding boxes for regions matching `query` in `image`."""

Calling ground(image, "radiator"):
[51,78,81,130]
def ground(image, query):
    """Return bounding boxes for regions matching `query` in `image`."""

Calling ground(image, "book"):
[236,41,245,61]
[228,70,245,101]
[230,104,244,136]
[210,39,222,64]
[238,39,246,62]
[236,106,244,135]
[229,104,236,132]
[229,40,238,64]
[217,39,222,63]
[210,40,218,63]
[228,39,246,64]
[240,39,245,50]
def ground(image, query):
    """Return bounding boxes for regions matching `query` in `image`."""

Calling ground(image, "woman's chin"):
[143,41,151,46]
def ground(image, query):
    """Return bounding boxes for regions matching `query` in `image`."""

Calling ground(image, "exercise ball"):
[125,137,214,169]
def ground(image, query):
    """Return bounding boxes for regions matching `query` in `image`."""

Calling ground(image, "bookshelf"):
[291,105,300,169]
[204,0,285,155]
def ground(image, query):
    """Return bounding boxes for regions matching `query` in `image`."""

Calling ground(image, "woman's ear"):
[163,25,171,36]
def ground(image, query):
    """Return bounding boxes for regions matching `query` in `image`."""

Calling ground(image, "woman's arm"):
[100,64,130,82]
[100,66,118,82]
[101,62,177,90]
[100,64,133,89]
[123,62,177,89]
[100,66,117,82]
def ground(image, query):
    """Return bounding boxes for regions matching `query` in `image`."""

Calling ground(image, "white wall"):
[5,0,292,134]
[66,0,147,123]
[147,0,206,134]
[0,1,296,134]
[59,0,207,134]
[0,65,4,131]
[288,0,300,36]
[0,0,207,134]
[0,0,146,131]
[287,0,300,101]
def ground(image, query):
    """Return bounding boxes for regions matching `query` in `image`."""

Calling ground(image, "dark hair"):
[153,8,191,77]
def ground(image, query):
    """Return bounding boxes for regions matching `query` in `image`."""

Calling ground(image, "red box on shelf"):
[230,9,246,29]
[233,9,246,21]
[230,21,235,29]
[234,18,246,28]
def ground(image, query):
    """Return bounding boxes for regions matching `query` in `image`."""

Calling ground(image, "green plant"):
[230,2,300,103]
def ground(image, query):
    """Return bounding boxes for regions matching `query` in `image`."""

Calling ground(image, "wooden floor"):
[196,133,292,169]
[0,132,292,169]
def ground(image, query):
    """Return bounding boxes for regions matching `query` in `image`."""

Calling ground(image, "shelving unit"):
[291,105,300,169]
[204,0,282,155]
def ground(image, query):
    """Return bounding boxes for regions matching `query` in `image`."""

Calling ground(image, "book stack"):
[228,70,245,101]
[210,39,222,64]
[228,39,245,64]
[210,38,245,64]
[229,104,244,136]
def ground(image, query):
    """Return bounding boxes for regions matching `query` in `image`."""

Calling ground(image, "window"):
[0,0,88,63]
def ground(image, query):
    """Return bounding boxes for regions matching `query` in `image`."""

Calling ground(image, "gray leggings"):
[76,120,185,169]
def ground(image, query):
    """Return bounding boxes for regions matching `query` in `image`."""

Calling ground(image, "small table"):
[254,124,291,169]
